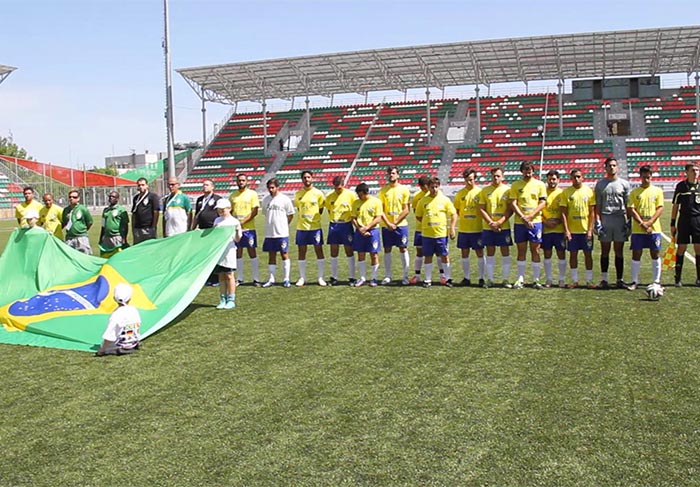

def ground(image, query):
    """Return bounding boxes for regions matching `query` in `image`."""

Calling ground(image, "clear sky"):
[0,0,696,167]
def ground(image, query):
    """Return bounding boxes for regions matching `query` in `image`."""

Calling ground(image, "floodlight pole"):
[475,84,481,143]
[557,80,564,137]
[262,99,268,156]
[163,0,176,179]
[305,95,310,136]
[201,94,207,148]
[695,72,700,130]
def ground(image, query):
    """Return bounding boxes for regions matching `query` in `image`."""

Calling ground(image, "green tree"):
[90,165,118,176]
[0,134,30,159]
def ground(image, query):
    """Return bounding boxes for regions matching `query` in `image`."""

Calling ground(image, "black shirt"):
[672,180,700,219]
[131,191,162,228]
[194,193,222,229]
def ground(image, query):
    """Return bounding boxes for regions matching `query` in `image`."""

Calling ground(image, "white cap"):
[215,198,231,209]
[113,283,133,305]
[25,209,39,220]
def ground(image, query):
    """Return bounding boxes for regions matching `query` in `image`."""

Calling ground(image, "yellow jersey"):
[628,185,664,234]
[229,188,260,230]
[294,187,325,231]
[454,185,483,233]
[39,204,64,239]
[560,185,595,234]
[378,184,410,227]
[325,188,357,223]
[479,184,512,230]
[15,200,43,228]
[509,178,547,223]
[351,196,383,227]
[412,189,427,213]
[542,187,564,234]
[415,192,456,238]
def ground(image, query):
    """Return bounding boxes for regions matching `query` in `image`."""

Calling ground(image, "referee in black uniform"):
[670,163,700,286]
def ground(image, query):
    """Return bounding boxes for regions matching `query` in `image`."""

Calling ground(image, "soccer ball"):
[645,283,664,301]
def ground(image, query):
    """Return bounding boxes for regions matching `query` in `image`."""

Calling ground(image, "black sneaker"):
[616,279,625,289]
[597,280,609,289]
[328,277,338,286]
[478,278,485,288]
[422,281,432,288]
[253,280,262,288]
[348,278,356,287]
[675,281,683,288]
[460,278,471,287]
[444,279,454,288]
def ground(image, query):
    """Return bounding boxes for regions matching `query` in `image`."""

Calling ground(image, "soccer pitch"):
[1,210,698,486]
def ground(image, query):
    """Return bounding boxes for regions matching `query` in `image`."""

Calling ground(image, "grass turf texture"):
[1,208,699,486]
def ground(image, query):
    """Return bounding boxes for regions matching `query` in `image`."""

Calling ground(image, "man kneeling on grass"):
[95,283,141,356]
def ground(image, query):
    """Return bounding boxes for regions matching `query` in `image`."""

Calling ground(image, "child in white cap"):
[213,198,243,309]
[95,283,141,356]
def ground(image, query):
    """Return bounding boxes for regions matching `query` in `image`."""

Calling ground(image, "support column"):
[201,96,207,148]
[364,92,369,104]
[426,87,432,145]
[695,72,700,131]
[262,99,268,156]
[628,100,633,129]
[475,84,481,143]
[558,79,564,137]
[305,95,310,136]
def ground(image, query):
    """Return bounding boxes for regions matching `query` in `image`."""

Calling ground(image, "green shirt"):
[101,204,129,237]
[62,204,93,238]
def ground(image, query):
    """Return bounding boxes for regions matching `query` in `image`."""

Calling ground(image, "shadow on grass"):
[146,303,211,339]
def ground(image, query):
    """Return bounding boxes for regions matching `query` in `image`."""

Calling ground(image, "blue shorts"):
[541,232,566,251]
[514,223,543,244]
[296,229,324,246]
[422,236,449,256]
[262,237,290,253]
[353,228,381,253]
[382,226,409,249]
[413,231,423,247]
[482,229,512,247]
[567,234,594,252]
[327,221,353,246]
[457,232,483,250]
[630,233,662,251]
[239,230,257,249]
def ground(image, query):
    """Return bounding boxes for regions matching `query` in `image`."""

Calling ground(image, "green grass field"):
[1,209,699,486]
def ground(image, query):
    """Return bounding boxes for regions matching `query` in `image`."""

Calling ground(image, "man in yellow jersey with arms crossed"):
[454,168,485,286]
[294,170,327,287]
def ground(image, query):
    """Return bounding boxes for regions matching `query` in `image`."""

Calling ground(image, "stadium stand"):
[0,170,24,210]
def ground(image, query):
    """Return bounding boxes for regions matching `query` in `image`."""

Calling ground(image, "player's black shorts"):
[677,216,700,244]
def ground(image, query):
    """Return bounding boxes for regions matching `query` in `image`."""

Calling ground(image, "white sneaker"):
[513,276,525,289]
[261,280,275,288]
[381,277,392,285]
[295,278,305,287]
[401,277,410,285]
[354,277,366,287]
[318,277,328,287]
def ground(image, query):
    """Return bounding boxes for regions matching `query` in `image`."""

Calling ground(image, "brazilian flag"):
[0,226,233,352]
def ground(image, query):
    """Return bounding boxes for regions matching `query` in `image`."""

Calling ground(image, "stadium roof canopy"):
[0,65,17,86]
[178,26,700,104]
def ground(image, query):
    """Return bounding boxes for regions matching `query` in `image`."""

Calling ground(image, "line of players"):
[223,158,698,289]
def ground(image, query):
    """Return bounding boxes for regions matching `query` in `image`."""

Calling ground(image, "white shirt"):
[103,305,141,349]
[262,193,295,238]
[213,215,243,268]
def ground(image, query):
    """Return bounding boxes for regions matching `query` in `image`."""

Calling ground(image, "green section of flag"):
[0,227,233,352]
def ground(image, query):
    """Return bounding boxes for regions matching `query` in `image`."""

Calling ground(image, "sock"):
[401,251,410,279]
[283,259,291,281]
[444,262,451,280]
[268,264,277,282]
[424,262,433,282]
[414,256,423,275]
[675,256,684,283]
[298,260,307,280]
[384,253,392,279]
[358,260,367,280]
[544,258,553,281]
[601,255,609,275]
[251,257,259,282]
[615,256,624,281]
[532,261,541,282]
[571,268,579,283]
[477,256,485,279]
[462,257,470,280]
[317,258,325,280]
[219,293,226,302]
[630,259,641,283]
[502,256,511,281]
[347,255,356,280]
[517,260,526,280]
[331,257,338,279]
[236,258,244,281]
[486,256,495,280]
[227,293,235,302]
[558,259,567,282]
[652,257,661,283]
[585,269,593,282]
[371,263,379,280]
